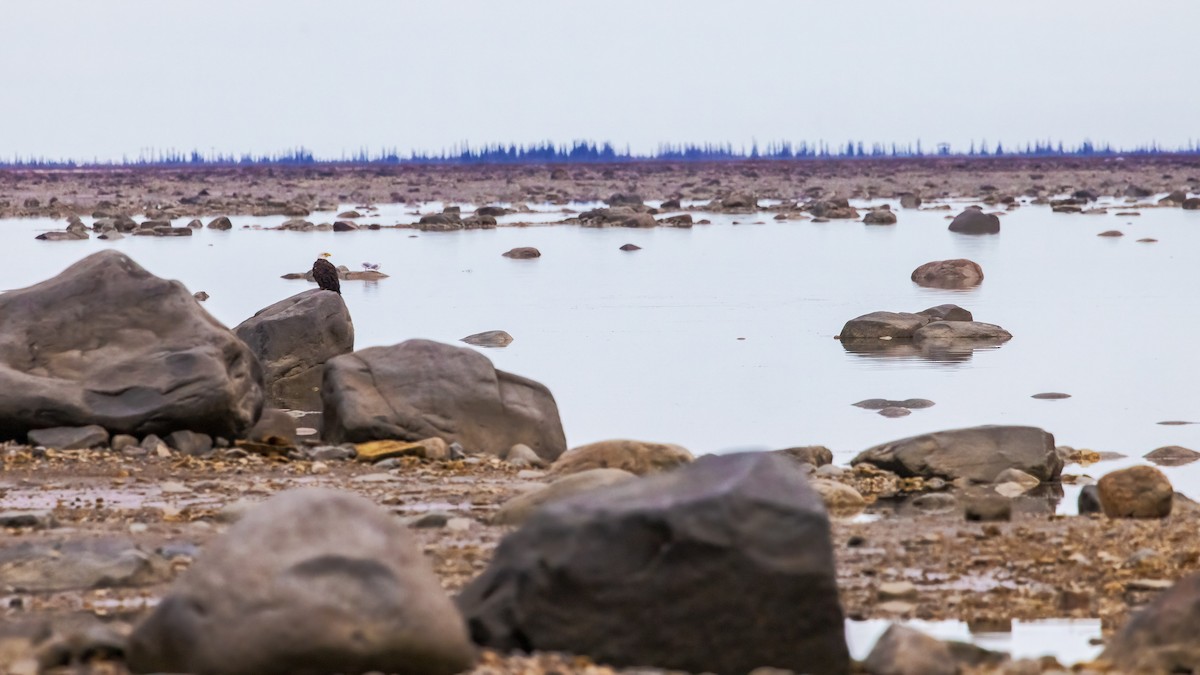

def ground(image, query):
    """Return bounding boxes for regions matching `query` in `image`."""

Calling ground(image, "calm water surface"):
[3,199,1200,493]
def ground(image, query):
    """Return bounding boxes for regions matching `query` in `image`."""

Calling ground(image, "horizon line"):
[3,137,1199,169]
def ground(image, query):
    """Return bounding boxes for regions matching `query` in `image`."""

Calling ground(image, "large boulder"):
[948,208,1000,234]
[457,452,849,674]
[0,251,263,440]
[910,259,984,289]
[127,488,473,675]
[321,339,566,460]
[839,311,930,339]
[234,290,354,410]
[851,425,1062,483]
[548,439,694,476]
[1102,572,1200,672]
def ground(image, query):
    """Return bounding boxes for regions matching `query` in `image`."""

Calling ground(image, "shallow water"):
[3,199,1200,492]
[845,618,1103,664]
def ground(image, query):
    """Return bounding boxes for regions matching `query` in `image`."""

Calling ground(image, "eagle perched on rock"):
[312,253,341,294]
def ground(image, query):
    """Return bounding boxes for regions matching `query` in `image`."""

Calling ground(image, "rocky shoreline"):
[2,159,1200,673]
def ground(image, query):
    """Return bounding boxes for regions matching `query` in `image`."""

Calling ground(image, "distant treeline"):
[4,139,1200,169]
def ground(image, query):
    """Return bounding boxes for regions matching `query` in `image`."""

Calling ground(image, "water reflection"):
[845,618,1103,664]
[841,338,1007,364]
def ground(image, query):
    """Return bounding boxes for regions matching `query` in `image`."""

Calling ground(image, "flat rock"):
[502,246,541,259]
[26,425,109,450]
[321,339,566,461]
[457,452,850,674]
[1144,445,1200,467]
[355,437,448,462]
[852,425,1062,483]
[0,538,166,592]
[461,330,513,348]
[548,439,693,477]
[1032,392,1071,400]
[913,321,1012,343]
[493,468,637,525]
[127,488,474,675]
[839,312,929,340]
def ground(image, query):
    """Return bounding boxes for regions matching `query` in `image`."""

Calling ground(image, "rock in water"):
[460,330,513,348]
[1097,465,1173,518]
[910,259,984,289]
[948,207,1000,234]
[0,251,263,440]
[321,339,566,461]
[457,452,849,674]
[235,289,354,410]
[839,311,930,339]
[1102,572,1200,672]
[127,488,474,675]
[851,425,1062,483]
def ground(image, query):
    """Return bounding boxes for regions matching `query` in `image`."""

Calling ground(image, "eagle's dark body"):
[312,258,341,294]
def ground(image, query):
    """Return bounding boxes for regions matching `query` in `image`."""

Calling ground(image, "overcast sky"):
[2,0,1196,161]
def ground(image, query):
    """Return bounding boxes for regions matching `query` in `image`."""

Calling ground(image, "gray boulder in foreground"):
[127,488,473,675]
[457,452,849,674]
[321,339,566,460]
[1102,572,1200,672]
[852,425,1062,483]
[0,251,263,441]
[234,289,354,410]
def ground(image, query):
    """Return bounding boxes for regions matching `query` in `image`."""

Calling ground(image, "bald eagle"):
[312,255,341,294]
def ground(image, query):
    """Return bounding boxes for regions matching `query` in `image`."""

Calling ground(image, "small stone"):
[1127,578,1174,591]
[994,482,1030,498]
[0,511,56,529]
[1032,392,1071,400]
[878,406,911,418]
[964,496,1011,522]
[354,437,447,462]
[460,330,513,348]
[111,434,139,452]
[877,600,916,615]
[193,291,210,301]
[994,468,1040,488]
[502,246,541,259]
[351,473,398,483]
[1078,485,1102,515]
[165,430,213,457]
[1097,230,1124,237]
[306,445,356,461]
[810,479,865,514]
[911,493,957,512]
[878,581,918,600]
[619,243,641,251]
[774,446,833,467]
[310,461,329,475]
[409,513,450,529]
[446,517,473,532]
[1144,445,1200,467]
[505,443,546,468]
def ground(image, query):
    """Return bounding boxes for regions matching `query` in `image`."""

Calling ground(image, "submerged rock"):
[127,489,473,675]
[0,251,263,441]
[502,246,541,259]
[321,339,566,461]
[457,452,850,674]
[1144,445,1200,467]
